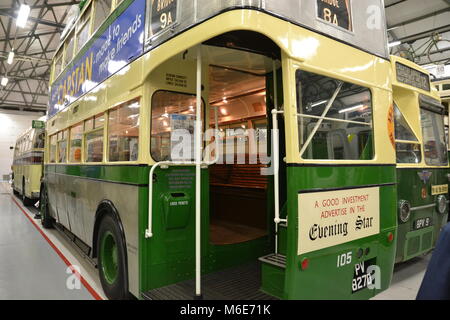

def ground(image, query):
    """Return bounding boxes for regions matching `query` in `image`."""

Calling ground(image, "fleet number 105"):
[337,252,352,268]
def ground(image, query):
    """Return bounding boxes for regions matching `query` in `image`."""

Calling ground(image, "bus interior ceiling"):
[203,44,278,247]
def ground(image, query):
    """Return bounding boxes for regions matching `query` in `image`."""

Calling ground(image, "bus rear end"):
[259,53,397,300]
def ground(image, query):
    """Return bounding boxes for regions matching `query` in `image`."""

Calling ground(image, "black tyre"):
[22,179,34,206]
[40,185,54,229]
[97,213,129,300]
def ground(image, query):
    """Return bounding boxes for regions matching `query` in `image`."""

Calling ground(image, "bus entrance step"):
[258,254,286,269]
[141,262,276,300]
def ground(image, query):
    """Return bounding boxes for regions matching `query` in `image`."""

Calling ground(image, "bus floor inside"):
[209,219,267,245]
[142,261,276,300]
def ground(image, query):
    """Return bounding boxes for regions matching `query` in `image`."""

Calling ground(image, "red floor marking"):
[11,196,103,300]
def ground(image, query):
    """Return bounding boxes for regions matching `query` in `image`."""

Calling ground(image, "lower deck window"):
[151,91,200,162]
[49,135,57,163]
[108,99,140,162]
[394,104,421,164]
[421,107,448,166]
[70,123,83,163]
[296,70,374,160]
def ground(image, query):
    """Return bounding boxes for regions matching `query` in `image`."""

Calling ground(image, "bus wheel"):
[40,185,54,229]
[22,179,34,207]
[97,214,128,300]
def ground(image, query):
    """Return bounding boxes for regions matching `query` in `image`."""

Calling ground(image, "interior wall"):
[0,111,44,181]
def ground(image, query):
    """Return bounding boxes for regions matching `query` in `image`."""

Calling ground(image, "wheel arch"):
[92,200,128,262]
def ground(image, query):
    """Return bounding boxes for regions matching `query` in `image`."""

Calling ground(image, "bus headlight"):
[437,195,447,214]
[399,200,411,223]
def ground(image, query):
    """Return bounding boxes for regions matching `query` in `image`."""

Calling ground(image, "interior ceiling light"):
[220,107,228,116]
[339,104,366,114]
[388,41,402,48]
[16,4,31,28]
[7,50,14,65]
[1,77,9,86]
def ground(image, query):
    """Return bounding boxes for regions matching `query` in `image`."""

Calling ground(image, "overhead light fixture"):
[388,41,402,48]
[220,107,228,116]
[222,97,228,104]
[7,50,14,65]
[339,104,366,114]
[311,100,328,108]
[16,4,31,28]
[1,77,9,86]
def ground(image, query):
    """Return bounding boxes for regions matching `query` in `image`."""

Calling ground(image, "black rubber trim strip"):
[397,167,449,170]
[287,163,396,168]
[46,172,147,187]
[298,182,396,194]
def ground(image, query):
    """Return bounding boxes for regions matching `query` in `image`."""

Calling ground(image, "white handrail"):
[195,47,202,299]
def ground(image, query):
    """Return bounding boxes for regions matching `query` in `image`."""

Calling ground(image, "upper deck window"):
[394,104,421,164]
[296,70,374,160]
[53,49,63,79]
[420,107,448,166]
[76,5,92,53]
[93,0,112,32]
[64,32,75,68]
[33,129,45,149]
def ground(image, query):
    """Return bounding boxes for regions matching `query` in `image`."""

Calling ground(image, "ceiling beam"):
[398,25,450,43]
[0,9,66,29]
[385,0,409,9]
[387,8,450,29]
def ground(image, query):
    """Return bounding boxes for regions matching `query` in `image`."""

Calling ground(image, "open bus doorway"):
[208,65,270,246]
[144,32,286,300]
[199,32,285,260]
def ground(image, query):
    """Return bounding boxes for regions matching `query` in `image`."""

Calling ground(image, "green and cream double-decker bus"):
[391,56,449,263]
[12,122,45,206]
[41,0,397,299]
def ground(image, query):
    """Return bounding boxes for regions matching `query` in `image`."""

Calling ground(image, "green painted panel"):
[283,165,397,300]
[396,167,449,263]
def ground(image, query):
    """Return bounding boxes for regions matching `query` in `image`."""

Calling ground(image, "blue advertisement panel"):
[49,0,146,118]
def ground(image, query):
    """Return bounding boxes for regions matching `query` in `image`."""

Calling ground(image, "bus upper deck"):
[42,0,396,300]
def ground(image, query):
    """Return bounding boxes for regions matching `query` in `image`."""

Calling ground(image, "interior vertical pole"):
[272,60,280,255]
[195,46,203,299]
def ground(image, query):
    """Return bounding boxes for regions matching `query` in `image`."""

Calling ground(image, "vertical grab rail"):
[194,47,203,299]
[272,61,286,255]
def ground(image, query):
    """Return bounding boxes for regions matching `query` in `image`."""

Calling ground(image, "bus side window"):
[150,91,200,162]
[69,123,83,163]
[85,113,105,163]
[50,135,57,163]
[64,32,75,68]
[54,48,63,79]
[76,4,92,53]
[108,99,140,162]
[394,104,421,164]
[296,70,374,161]
[57,130,68,163]
[33,129,45,149]
[93,0,112,32]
